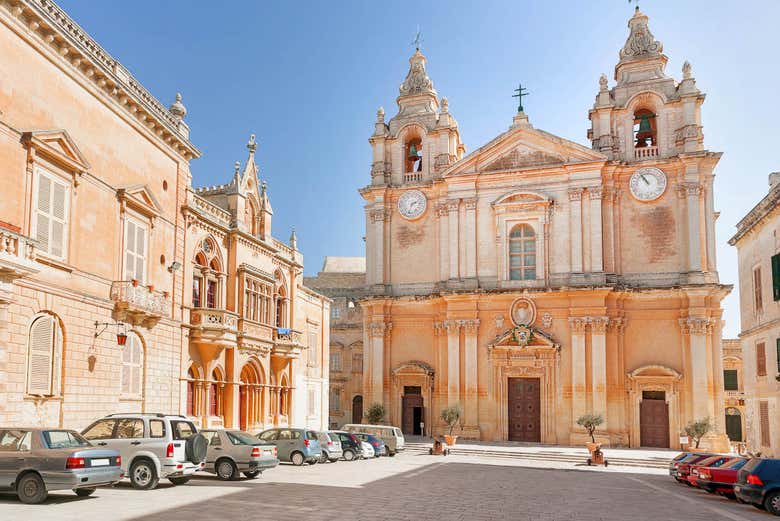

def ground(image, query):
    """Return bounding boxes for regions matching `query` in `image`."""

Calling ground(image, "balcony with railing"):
[272,327,303,358]
[0,227,39,303]
[188,308,240,361]
[110,281,170,326]
[634,146,659,160]
[404,171,423,183]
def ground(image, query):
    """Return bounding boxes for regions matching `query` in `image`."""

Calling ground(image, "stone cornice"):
[729,184,780,245]
[4,0,200,160]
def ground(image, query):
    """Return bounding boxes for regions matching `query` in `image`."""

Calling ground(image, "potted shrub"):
[365,403,385,424]
[576,413,604,453]
[441,405,462,446]
[683,417,713,451]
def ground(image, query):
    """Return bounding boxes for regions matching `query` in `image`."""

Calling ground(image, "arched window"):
[633,108,657,148]
[274,270,288,328]
[192,237,223,309]
[120,332,144,398]
[405,138,423,173]
[27,314,63,396]
[509,224,536,281]
[186,366,197,416]
[245,199,259,235]
[210,368,224,417]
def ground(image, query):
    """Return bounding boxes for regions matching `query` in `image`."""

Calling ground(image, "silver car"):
[200,429,279,480]
[0,428,122,504]
[316,431,342,463]
[360,441,375,459]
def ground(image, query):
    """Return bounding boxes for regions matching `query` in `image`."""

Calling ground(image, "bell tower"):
[368,47,464,187]
[588,7,705,162]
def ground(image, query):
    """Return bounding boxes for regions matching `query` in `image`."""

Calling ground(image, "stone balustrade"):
[634,145,658,160]
[0,228,39,303]
[110,281,170,325]
[190,307,239,330]
[404,171,423,183]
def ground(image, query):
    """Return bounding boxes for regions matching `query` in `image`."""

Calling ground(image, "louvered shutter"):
[757,342,767,376]
[50,181,66,257]
[723,369,738,391]
[773,254,780,301]
[35,175,51,253]
[27,316,54,395]
[134,225,145,282]
[35,172,69,258]
[124,221,136,281]
[131,335,142,396]
[124,221,147,283]
[760,401,771,447]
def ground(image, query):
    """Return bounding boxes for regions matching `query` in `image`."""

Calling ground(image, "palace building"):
[0,0,328,431]
[359,8,731,449]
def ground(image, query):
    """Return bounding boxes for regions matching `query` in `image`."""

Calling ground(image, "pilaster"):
[447,201,460,279]
[569,317,588,428]
[462,319,480,433]
[588,187,604,273]
[590,316,609,430]
[444,320,461,406]
[568,188,584,274]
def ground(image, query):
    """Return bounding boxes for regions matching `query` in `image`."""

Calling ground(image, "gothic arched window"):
[509,224,536,281]
[192,237,223,309]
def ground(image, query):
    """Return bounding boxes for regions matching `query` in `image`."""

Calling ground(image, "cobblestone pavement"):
[0,453,770,521]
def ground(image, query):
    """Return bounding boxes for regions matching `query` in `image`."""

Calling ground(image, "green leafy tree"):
[576,413,604,443]
[440,405,463,436]
[365,403,385,424]
[684,417,713,448]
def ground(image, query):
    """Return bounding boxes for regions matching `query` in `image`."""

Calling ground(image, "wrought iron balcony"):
[110,281,170,326]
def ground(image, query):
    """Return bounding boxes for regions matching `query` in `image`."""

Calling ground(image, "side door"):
[147,418,167,462]
[0,430,31,489]
[258,430,279,458]
[81,420,119,465]
[200,430,222,468]
[277,430,293,461]
[113,418,145,467]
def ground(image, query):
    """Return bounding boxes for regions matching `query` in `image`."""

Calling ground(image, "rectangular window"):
[123,219,147,283]
[331,388,341,411]
[352,353,363,373]
[757,342,767,376]
[308,329,318,366]
[760,401,771,447]
[33,169,70,260]
[754,267,764,313]
[772,254,780,301]
[723,369,738,391]
[192,278,201,308]
[149,420,165,438]
[330,352,341,372]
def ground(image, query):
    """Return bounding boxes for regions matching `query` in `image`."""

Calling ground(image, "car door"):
[258,430,280,459]
[82,419,119,462]
[277,430,294,461]
[201,430,222,468]
[112,418,145,466]
[0,430,30,489]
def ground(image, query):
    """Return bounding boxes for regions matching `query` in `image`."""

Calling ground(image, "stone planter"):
[585,442,601,453]
[444,434,458,446]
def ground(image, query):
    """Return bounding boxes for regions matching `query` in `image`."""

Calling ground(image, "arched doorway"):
[186,368,195,416]
[725,408,743,442]
[239,363,261,431]
[210,367,224,420]
[352,395,363,424]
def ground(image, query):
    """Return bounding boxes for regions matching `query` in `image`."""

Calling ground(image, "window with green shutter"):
[772,254,780,301]
[723,369,739,391]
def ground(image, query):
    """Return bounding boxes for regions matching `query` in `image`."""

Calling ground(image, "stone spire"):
[614,7,668,84]
[396,49,439,115]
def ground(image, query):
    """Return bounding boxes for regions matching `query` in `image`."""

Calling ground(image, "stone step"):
[403,442,671,469]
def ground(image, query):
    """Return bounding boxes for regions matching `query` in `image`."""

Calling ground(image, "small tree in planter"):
[683,417,713,449]
[365,403,385,424]
[576,413,604,448]
[440,405,462,445]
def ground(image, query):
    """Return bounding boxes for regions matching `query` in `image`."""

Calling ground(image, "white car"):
[360,441,374,459]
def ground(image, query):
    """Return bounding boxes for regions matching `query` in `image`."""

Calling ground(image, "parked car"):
[669,452,716,483]
[696,457,748,498]
[316,431,342,463]
[0,428,122,504]
[735,457,780,514]
[359,440,375,459]
[686,455,735,487]
[81,413,207,490]
[256,428,321,466]
[343,424,405,456]
[199,429,279,480]
[354,433,386,457]
[329,431,362,461]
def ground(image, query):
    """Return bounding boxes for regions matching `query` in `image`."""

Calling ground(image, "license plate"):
[91,458,110,467]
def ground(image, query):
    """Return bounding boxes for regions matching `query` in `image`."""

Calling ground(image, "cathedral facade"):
[360,8,730,449]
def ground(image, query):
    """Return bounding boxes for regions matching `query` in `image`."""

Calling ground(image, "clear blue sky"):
[59,0,779,337]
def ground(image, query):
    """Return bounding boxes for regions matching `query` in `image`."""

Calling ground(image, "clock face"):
[397,190,427,220]
[629,167,667,201]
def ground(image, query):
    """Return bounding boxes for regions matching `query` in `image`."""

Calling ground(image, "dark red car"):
[672,453,717,483]
[687,455,738,487]
[697,457,749,498]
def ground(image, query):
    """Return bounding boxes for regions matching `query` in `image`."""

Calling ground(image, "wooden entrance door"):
[508,378,541,442]
[352,395,363,424]
[402,393,423,435]
[640,397,670,447]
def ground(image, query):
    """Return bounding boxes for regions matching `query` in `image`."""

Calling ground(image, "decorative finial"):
[247,134,257,153]
[169,92,187,120]
[234,161,240,174]
[441,97,449,112]
[682,60,692,80]
[599,73,608,91]
[289,227,298,250]
[377,106,385,123]
[411,25,422,51]
[261,180,267,196]
[512,83,530,113]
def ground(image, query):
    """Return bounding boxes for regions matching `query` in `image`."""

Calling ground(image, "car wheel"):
[290,452,305,466]
[17,473,48,504]
[216,458,239,480]
[320,451,329,464]
[307,459,318,465]
[168,477,191,486]
[765,491,780,515]
[244,471,261,479]
[74,487,96,497]
[389,451,396,457]
[329,458,339,463]
[130,459,159,490]
[343,449,355,461]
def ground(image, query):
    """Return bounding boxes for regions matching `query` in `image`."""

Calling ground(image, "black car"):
[328,431,362,461]
[735,458,780,515]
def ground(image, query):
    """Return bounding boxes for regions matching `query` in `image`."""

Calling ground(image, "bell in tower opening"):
[633,109,657,148]
[405,138,423,173]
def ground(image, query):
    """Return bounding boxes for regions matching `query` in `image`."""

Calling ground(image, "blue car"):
[355,433,386,457]
[256,428,321,466]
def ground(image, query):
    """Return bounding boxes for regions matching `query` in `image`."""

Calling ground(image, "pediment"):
[117,185,162,224]
[489,326,559,350]
[444,124,606,178]
[21,129,90,183]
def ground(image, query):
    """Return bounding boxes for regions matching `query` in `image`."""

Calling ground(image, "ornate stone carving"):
[510,297,537,327]
[461,319,480,334]
[588,187,603,200]
[435,204,449,217]
[682,60,692,80]
[464,198,478,210]
[443,320,460,334]
[599,73,608,92]
[679,317,711,335]
[589,316,610,334]
[541,313,553,329]
[567,187,584,201]
[676,182,703,198]
[399,49,436,97]
[608,317,626,334]
[445,201,460,213]
[369,208,386,222]
[369,321,387,337]
[569,317,588,333]
[620,8,663,61]
[494,314,505,332]
[674,124,703,145]
[485,148,565,171]
[433,321,444,336]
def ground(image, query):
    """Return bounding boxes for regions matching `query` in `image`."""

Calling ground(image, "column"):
[437,204,449,282]
[463,319,480,429]
[682,183,703,272]
[447,201,459,279]
[711,317,726,434]
[570,317,587,428]
[464,199,477,278]
[263,386,270,426]
[568,188,584,274]
[681,317,710,420]
[589,187,604,273]
[590,317,609,430]
[445,320,460,406]
[369,321,388,406]
[370,208,385,286]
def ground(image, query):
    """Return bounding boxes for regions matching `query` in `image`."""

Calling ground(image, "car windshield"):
[226,431,260,445]
[43,430,90,449]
